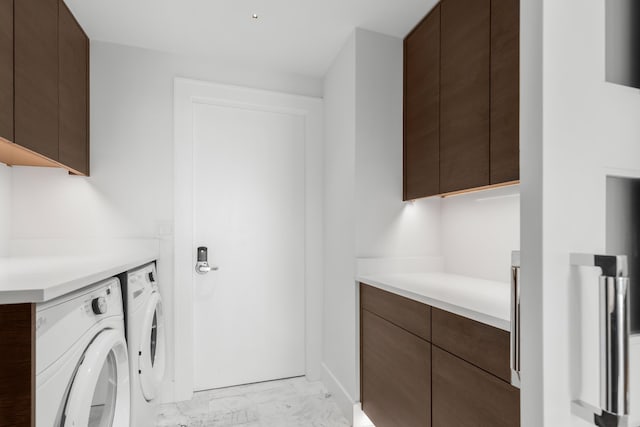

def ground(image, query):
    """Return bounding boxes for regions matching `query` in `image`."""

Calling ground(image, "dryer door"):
[62,329,130,427]
[139,291,166,401]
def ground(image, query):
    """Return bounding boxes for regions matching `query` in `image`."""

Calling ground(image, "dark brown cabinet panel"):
[359,282,520,426]
[432,307,511,382]
[0,0,13,142]
[59,1,89,175]
[14,0,59,160]
[439,0,491,194]
[361,309,431,427]
[404,5,440,200]
[0,304,35,427]
[432,346,520,427]
[490,0,520,184]
[361,283,431,341]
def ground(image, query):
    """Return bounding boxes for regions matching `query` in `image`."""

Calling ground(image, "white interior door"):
[191,101,305,391]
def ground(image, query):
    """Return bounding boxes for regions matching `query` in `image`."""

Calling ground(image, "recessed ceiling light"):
[252,13,259,19]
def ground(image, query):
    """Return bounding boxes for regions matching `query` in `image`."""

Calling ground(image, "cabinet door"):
[361,309,431,427]
[0,304,35,427]
[490,0,520,184]
[431,307,510,382]
[360,283,431,341]
[432,346,520,427]
[0,0,12,142]
[403,5,440,200]
[440,0,491,193]
[15,0,59,160]
[59,1,89,175]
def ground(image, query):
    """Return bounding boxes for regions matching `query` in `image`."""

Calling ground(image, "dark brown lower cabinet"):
[361,309,431,427]
[432,346,520,427]
[360,283,520,427]
[432,307,511,382]
[0,304,35,427]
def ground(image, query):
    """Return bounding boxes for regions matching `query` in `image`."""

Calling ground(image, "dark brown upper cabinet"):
[0,0,13,143]
[490,0,520,184]
[59,1,89,175]
[403,5,440,200]
[15,0,60,161]
[439,0,491,194]
[403,0,519,198]
[0,0,89,176]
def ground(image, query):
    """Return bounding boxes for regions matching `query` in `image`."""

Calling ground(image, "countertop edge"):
[357,275,510,332]
[0,253,158,305]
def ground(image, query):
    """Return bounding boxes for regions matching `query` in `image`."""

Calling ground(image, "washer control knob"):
[92,296,108,315]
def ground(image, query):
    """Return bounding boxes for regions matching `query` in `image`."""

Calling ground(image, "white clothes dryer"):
[124,262,166,427]
[36,277,130,427]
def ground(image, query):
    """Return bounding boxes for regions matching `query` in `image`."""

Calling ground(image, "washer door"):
[62,329,130,427]
[139,291,166,401]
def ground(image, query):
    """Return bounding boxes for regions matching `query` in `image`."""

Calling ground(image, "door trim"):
[173,78,323,401]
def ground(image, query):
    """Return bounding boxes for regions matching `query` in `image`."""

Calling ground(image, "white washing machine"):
[125,262,166,427]
[36,277,130,427]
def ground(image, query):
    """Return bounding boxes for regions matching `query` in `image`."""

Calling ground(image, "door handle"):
[570,253,630,427]
[195,246,218,275]
[510,251,521,388]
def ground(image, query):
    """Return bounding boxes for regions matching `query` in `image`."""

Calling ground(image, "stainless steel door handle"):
[195,246,218,275]
[570,253,630,427]
[510,251,521,388]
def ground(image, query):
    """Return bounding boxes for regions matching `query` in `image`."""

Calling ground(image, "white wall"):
[352,27,517,287]
[0,164,10,256]
[441,186,520,283]
[519,0,544,425]
[520,0,640,425]
[322,30,357,419]
[9,41,322,402]
[323,28,445,421]
[355,30,442,260]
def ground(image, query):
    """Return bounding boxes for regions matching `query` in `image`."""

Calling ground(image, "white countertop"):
[358,272,511,331]
[0,240,159,304]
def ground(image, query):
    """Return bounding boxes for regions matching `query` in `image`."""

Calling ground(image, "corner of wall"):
[321,362,355,425]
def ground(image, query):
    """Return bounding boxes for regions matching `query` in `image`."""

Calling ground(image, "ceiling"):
[65,0,437,78]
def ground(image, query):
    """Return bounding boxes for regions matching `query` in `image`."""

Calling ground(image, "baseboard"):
[353,402,374,427]
[159,380,175,404]
[321,363,356,425]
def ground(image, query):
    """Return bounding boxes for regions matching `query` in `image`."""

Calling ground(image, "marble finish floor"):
[155,377,352,427]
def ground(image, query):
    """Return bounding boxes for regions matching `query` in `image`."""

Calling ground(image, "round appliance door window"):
[62,329,130,427]
[88,351,117,426]
[139,291,166,401]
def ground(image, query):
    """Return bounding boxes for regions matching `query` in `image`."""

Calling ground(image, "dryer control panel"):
[127,262,159,313]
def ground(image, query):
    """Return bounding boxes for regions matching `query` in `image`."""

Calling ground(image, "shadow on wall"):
[441,185,521,283]
[9,166,137,239]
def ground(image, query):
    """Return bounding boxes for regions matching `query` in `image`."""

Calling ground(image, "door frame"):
[173,78,323,401]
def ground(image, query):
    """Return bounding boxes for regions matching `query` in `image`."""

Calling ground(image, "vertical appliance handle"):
[570,253,630,427]
[510,251,521,388]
